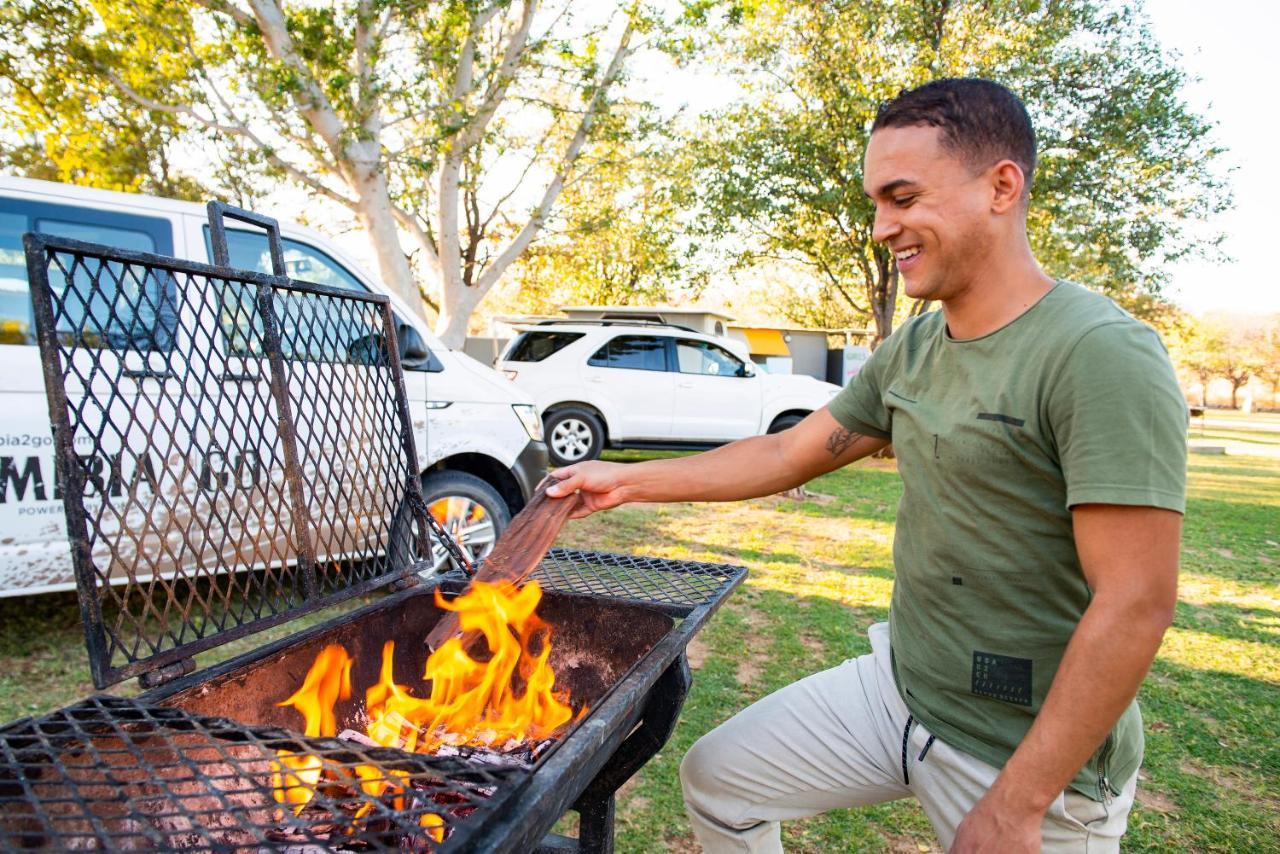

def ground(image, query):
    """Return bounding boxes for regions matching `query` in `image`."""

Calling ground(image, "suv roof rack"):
[535,318,703,335]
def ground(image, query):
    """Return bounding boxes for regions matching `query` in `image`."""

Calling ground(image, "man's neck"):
[941,250,1055,340]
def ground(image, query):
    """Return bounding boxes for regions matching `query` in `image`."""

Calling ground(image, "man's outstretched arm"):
[952,504,1180,853]
[545,407,890,517]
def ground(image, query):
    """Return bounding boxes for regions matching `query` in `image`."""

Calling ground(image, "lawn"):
[0,416,1276,851]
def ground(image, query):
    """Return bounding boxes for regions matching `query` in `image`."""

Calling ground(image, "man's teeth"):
[896,247,921,261]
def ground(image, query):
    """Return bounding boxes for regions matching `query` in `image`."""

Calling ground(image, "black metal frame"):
[24,207,440,689]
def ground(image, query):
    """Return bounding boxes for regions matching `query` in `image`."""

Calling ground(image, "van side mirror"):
[397,323,443,372]
[737,362,755,378]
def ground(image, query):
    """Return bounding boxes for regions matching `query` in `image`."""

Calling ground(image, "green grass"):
[1,418,1277,850]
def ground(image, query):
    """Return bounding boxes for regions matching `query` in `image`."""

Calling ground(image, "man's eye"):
[893,195,917,207]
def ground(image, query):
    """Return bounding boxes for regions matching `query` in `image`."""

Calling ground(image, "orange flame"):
[269,580,579,843]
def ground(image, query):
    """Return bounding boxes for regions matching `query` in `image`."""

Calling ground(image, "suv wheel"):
[768,413,806,434]
[545,407,604,466]
[389,470,511,575]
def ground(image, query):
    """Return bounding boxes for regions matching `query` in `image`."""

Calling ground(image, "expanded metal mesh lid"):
[0,695,519,851]
[23,203,433,689]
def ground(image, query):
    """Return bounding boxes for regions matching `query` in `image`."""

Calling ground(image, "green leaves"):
[690,0,1227,341]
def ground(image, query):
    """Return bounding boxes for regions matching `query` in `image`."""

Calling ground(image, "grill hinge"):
[137,657,197,689]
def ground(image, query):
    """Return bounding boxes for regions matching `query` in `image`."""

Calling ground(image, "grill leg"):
[576,793,616,854]
[566,654,694,853]
[535,655,693,853]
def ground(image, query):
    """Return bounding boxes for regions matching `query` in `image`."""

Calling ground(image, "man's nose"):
[872,206,900,244]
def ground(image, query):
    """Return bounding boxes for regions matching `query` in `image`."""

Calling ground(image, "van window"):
[204,228,369,292]
[0,198,175,350]
[505,330,584,362]
[587,335,669,372]
[203,227,436,367]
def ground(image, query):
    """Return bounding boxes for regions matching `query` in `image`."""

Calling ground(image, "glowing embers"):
[269,580,583,843]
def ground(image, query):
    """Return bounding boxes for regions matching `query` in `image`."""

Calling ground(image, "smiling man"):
[546,78,1188,852]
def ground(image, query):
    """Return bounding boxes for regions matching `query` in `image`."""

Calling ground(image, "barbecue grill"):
[0,203,745,851]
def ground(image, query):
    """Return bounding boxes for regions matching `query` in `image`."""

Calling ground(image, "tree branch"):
[475,17,635,291]
[452,0,537,152]
[246,0,347,159]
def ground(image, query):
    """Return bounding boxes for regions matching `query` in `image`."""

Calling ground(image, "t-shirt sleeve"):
[1048,321,1188,512]
[827,339,894,439]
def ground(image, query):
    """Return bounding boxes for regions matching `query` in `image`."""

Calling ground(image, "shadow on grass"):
[1133,658,1280,850]
[1173,600,1280,648]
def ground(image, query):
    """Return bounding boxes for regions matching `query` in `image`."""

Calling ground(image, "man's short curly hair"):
[872,78,1036,193]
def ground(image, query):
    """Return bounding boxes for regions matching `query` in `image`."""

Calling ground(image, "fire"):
[270,580,580,842]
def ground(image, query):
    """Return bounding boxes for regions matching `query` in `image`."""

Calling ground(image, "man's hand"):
[546,461,632,519]
[950,789,1043,853]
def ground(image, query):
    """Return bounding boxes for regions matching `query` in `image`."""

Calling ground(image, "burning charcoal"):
[431,743,532,768]
[336,729,379,749]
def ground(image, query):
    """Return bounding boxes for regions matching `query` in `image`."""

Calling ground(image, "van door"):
[0,198,177,594]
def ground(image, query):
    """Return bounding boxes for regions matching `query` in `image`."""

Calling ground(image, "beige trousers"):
[680,623,1137,853]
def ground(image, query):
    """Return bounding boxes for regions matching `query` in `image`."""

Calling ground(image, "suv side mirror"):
[398,323,443,372]
[737,362,755,378]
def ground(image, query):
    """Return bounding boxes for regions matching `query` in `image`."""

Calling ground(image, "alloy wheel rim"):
[427,495,496,572]
[550,418,593,461]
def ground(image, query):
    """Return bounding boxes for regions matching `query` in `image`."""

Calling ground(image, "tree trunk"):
[868,250,899,347]
[436,282,484,349]
[350,164,429,320]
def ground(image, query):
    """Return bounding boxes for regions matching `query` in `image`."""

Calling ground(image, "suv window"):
[587,335,668,372]
[506,330,584,362]
[676,339,746,377]
[0,199,175,349]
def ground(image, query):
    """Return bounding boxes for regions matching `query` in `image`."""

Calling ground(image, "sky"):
[1143,0,1278,316]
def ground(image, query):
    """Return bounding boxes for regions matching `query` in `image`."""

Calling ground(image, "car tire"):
[767,413,806,434]
[388,470,511,576]
[545,407,605,466]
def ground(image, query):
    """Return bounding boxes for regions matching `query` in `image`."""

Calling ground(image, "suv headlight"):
[512,404,544,441]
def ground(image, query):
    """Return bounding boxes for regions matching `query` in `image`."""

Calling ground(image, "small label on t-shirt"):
[971,651,1032,706]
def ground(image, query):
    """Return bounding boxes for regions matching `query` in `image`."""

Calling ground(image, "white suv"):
[497,321,841,466]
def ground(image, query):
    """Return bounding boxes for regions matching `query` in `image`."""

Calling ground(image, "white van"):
[0,176,547,595]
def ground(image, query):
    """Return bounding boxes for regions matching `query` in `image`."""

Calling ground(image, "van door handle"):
[123,368,176,381]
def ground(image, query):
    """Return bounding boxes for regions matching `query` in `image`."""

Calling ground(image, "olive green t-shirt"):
[828,281,1187,801]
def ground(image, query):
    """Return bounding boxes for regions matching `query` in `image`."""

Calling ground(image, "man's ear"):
[989,160,1025,214]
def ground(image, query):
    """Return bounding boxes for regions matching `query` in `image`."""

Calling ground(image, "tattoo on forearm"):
[825,426,862,458]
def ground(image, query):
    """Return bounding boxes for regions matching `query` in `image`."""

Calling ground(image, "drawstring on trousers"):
[900,715,914,784]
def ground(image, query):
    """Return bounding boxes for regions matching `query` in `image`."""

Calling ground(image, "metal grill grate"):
[0,695,521,852]
[533,548,742,611]
[1,555,746,851]
[23,208,432,689]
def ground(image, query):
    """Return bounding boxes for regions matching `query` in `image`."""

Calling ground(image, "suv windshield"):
[506,330,584,362]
